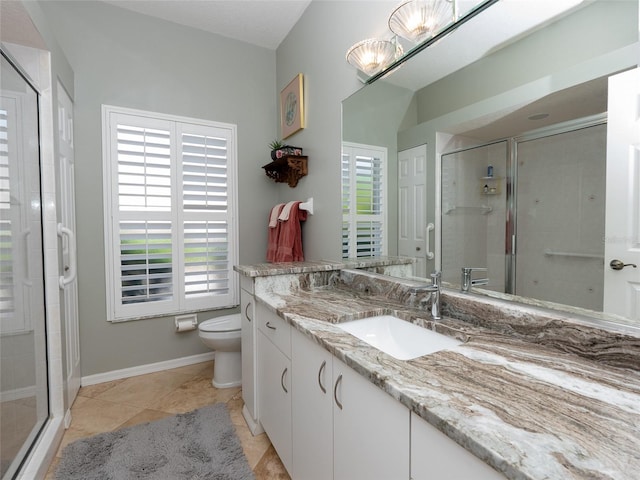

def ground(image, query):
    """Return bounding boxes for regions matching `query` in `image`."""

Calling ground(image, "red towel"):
[274,202,307,262]
[266,202,307,262]
[266,204,285,262]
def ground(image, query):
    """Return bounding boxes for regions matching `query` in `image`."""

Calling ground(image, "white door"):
[398,145,430,277]
[57,82,81,408]
[603,68,640,322]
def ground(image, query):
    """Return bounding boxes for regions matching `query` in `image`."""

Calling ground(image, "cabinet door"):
[411,412,505,479]
[333,358,410,480]
[257,331,292,474]
[240,290,259,430]
[291,328,333,480]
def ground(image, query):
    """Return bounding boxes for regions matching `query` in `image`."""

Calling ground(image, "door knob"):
[610,259,637,270]
[416,246,421,251]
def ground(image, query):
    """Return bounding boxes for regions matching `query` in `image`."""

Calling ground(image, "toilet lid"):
[199,314,241,332]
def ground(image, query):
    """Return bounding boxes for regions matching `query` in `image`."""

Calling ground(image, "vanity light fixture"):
[346,38,404,77]
[388,0,456,44]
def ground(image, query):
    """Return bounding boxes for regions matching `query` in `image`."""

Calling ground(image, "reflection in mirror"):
[441,115,607,313]
[441,140,508,292]
[341,0,639,327]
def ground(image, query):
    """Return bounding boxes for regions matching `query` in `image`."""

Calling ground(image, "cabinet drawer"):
[240,275,254,294]
[257,302,291,358]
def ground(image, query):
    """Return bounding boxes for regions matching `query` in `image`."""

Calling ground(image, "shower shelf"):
[444,205,493,215]
[480,176,502,195]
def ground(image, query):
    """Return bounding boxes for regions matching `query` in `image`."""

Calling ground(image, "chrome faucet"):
[409,271,441,320]
[461,267,488,293]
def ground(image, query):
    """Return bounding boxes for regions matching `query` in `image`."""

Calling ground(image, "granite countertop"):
[233,256,414,277]
[253,279,640,479]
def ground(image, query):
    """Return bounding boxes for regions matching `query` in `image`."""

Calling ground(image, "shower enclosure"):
[441,118,607,311]
[0,52,49,479]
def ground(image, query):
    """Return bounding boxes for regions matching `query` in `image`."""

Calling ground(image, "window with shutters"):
[102,106,238,321]
[342,143,387,258]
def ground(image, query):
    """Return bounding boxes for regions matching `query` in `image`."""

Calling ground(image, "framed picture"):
[280,73,305,139]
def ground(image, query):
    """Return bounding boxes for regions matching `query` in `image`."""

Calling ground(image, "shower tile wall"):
[515,124,606,311]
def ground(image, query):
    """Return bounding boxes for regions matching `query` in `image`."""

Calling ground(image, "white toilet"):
[198,314,242,388]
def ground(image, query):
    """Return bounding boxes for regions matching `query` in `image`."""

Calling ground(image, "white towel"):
[269,203,285,228]
[278,201,298,222]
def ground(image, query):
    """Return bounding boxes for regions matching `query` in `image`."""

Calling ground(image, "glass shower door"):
[441,141,509,291]
[514,124,606,311]
[0,52,49,479]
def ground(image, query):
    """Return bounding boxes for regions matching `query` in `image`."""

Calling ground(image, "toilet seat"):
[199,314,241,333]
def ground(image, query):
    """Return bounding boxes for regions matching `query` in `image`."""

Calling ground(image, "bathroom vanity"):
[234,259,640,480]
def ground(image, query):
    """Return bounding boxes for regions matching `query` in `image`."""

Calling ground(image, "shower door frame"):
[439,112,608,296]
[438,138,511,290]
[510,113,608,296]
[0,49,50,480]
[0,42,67,479]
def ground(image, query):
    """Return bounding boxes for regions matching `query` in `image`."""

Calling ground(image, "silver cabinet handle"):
[244,302,252,322]
[281,367,288,393]
[266,321,276,330]
[318,360,327,394]
[334,374,343,410]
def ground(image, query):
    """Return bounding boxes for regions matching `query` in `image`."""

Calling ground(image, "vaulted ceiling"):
[102,0,312,49]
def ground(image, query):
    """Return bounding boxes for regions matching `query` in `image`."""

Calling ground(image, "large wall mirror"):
[341,0,639,328]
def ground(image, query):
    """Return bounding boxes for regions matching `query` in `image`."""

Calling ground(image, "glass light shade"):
[388,0,455,44]
[346,38,403,77]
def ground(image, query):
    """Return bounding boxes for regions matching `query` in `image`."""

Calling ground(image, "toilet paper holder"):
[175,314,198,332]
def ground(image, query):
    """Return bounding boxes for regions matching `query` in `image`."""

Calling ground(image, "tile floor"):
[1,396,38,477]
[44,361,290,479]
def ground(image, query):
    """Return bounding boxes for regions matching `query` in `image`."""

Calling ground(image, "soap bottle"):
[483,184,489,193]
[487,165,494,177]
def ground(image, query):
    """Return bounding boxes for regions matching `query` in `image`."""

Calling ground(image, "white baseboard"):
[81,352,215,387]
[64,409,72,429]
[0,385,36,403]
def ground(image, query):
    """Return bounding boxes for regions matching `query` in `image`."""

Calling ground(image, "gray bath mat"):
[55,403,254,480]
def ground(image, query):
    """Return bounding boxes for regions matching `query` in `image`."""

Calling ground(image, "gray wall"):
[40,1,279,376]
[274,1,397,261]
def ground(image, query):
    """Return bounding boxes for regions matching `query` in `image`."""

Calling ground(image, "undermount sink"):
[336,315,461,360]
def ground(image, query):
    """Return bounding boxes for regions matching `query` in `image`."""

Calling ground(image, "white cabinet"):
[411,412,505,480]
[291,328,410,480]
[291,328,334,480]
[333,356,410,480]
[240,283,262,435]
[257,304,292,473]
[255,306,502,480]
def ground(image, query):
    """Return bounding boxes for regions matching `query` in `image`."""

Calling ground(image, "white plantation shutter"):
[104,106,237,321]
[341,151,351,258]
[342,143,387,258]
[119,220,173,306]
[0,104,18,330]
[179,123,234,309]
[0,106,12,321]
[0,98,28,333]
[115,119,175,316]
